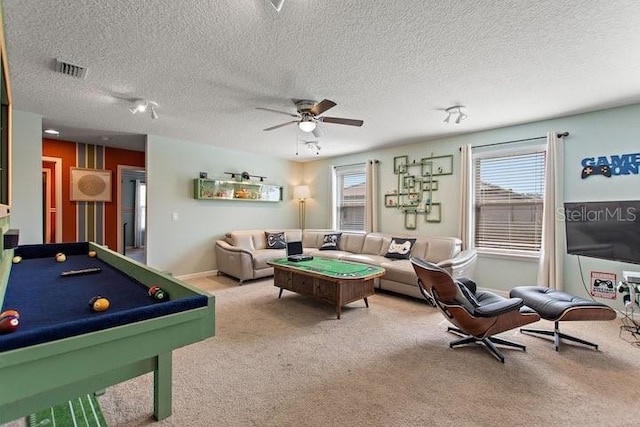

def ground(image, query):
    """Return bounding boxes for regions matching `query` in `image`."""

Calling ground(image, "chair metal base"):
[447,327,527,363]
[519,321,599,351]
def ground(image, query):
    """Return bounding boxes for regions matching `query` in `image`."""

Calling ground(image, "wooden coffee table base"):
[273,266,380,319]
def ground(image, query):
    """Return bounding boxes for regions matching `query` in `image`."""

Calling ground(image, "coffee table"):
[268,258,385,319]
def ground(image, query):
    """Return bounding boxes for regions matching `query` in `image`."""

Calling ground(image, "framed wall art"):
[70,168,112,202]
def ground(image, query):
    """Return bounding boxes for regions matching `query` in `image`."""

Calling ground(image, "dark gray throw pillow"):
[265,231,286,249]
[320,233,342,250]
[384,237,416,259]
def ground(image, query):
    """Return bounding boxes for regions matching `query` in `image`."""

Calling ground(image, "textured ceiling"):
[4,0,640,160]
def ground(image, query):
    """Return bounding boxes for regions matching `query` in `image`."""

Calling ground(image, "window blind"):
[474,150,546,252]
[334,165,366,231]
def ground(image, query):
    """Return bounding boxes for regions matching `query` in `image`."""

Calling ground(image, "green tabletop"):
[269,257,384,279]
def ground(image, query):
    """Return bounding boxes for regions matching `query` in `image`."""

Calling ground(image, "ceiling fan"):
[256,99,364,137]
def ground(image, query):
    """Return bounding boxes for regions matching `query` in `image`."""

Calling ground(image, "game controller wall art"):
[580,151,640,179]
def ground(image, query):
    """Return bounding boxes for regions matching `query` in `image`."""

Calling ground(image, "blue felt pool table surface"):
[1,242,206,352]
[0,242,215,424]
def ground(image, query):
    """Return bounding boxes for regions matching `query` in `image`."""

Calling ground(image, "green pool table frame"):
[0,242,216,424]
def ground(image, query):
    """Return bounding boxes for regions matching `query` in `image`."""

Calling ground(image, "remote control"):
[60,267,102,277]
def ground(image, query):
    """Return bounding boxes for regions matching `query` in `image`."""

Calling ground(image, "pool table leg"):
[153,352,173,421]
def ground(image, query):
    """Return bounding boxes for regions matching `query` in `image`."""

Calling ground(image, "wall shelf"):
[194,179,282,202]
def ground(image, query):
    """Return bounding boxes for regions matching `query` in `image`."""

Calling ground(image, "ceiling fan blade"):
[320,116,364,127]
[255,107,299,118]
[309,99,337,116]
[263,121,297,131]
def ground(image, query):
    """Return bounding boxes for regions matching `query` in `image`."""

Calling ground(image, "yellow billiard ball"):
[12,255,22,264]
[88,250,97,258]
[55,253,66,262]
[89,296,110,312]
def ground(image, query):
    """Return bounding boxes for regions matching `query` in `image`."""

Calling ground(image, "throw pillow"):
[265,231,286,249]
[320,233,342,250]
[384,237,416,259]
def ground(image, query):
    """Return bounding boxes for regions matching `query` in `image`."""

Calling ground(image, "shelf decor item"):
[194,178,282,202]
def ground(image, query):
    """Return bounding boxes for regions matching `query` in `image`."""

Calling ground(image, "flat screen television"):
[564,200,640,265]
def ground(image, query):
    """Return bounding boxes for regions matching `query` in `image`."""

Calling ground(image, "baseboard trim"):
[176,269,218,281]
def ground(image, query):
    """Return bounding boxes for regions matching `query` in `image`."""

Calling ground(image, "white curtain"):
[537,132,565,290]
[458,145,473,250]
[134,180,146,248]
[365,160,380,232]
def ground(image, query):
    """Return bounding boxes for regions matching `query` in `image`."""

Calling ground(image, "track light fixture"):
[444,106,466,124]
[268,0,285,12]
[129,99,159,119]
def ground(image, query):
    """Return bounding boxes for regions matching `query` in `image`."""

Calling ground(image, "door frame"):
[42,156,62,243]
[117,165,146,253]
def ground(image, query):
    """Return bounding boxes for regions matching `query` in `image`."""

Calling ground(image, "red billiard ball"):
[89,296,110,312]
[0,315,19,334]
[0,309,19,319]
[148,286,168,301]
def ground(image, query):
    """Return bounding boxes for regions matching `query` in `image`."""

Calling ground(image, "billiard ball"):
[12,255,22,264]
[55,253,67,262]
[89,296,110,312]
[0,315,19,334]
[0,309,19,319]
[88,250,97,258]
[148,286,168,301]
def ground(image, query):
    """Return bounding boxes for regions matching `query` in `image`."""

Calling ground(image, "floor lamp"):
[293,185,311,230]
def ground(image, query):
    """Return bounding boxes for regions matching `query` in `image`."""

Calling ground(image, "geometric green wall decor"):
[385,153,453,229]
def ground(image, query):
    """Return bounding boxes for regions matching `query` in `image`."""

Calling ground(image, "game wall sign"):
[581,152,640,179]
[590,271,616,300]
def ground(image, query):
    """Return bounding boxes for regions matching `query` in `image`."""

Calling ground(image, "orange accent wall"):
[43,138,77,242]
[42,138,145,249]
[104,146,145,250]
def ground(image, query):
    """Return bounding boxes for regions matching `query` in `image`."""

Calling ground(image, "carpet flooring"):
[5,274,640,426]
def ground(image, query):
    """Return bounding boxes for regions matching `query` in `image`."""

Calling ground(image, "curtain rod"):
[470,131,569,150]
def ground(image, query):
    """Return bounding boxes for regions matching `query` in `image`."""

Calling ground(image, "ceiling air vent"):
[55,59,88,79]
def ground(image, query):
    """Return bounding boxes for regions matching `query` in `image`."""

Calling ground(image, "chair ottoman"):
[510,286,617,351]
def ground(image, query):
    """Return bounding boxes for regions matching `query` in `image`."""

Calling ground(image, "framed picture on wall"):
[70,168,112,202]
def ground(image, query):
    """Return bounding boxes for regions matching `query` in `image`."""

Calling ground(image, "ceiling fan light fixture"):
[298,118,316,133]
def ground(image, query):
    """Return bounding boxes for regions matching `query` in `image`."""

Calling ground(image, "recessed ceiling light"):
[100,136,110,141]
[43,129,60,135]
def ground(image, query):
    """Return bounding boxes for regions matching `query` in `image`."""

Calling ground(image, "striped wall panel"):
[76,144,106,245]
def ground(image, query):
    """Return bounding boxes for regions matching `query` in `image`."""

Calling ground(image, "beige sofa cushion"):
[361,234,384,255]
[228,229,302,251]
[302,229,335,248]
[338,233,366,253]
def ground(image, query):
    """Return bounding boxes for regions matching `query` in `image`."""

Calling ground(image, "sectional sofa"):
[214,229,477,299]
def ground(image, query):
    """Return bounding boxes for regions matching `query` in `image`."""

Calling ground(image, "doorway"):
[118,166,146,263]
[42,157,62,243]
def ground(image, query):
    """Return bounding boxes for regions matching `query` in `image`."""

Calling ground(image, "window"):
[332,163,367,231]
[473,147,546,254]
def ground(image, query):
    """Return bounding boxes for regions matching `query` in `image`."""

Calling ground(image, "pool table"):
[0,242,215,424]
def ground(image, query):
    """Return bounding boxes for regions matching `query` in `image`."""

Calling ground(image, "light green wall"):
[145,134,302,275]
[303,103,640,307]
[10,110,42,244]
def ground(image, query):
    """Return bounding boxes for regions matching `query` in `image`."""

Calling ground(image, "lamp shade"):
[293,185,311,200]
